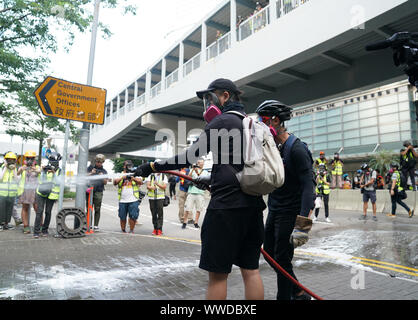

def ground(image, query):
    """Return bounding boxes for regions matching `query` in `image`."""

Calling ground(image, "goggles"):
[6,159,16,164]
[202,92,221,111]
[257,115,276,124]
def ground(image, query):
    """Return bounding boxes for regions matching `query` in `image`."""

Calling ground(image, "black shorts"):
[199,207,264,274]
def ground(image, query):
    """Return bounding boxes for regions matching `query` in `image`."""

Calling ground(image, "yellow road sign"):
[34,76,107,124]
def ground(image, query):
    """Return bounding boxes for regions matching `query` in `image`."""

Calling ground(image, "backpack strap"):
[224,110,246,118]
[281,134,298,167]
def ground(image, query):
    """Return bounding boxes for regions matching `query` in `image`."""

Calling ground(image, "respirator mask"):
[26,158,35,167]
[257,115,278,138]
[203,92,222,123]
[6,159,16,170]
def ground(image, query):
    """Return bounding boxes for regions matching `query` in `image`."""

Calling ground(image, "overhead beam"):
[183,40,201,49]
[206,20,230,33]
[245,82,276,93]
[320,51,352,67]
[279,69,310,81]
[236,0,256,10]
[374,26,396,38]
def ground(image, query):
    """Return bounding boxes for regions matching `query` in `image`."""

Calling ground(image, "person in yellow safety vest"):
[313,164,331,223]
[314,151,327,173]
[146,171,167,236]
[17,150,41,234]
[33,152,62,238]
[330,152,344,189]
[113,160,144,234]
[388,163,414,218]
[0,152,19,231]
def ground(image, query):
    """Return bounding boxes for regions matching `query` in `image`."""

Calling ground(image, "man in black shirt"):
[256,100,314,301]
[87,154,108,231]
[135,78,266,300]
[400,141,418,191]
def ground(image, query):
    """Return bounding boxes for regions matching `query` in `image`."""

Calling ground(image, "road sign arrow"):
[38,78,57,115]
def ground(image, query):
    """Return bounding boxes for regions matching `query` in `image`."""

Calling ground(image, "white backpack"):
[226,111,285,196]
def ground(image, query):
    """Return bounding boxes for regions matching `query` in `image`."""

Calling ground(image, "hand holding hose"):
[193,174,211,191]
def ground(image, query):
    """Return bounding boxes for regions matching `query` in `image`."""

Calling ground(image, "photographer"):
[400,141,417,191]
[87,154,108,232]
[388,163,414,218]
[359,163,377,221]
[113,160,144,234]
[33,152,62,238]
[182,159,208,229]
[330,153,344,189]
[0,152,20,231]
[313,164,331,223]
[353,170,362,189]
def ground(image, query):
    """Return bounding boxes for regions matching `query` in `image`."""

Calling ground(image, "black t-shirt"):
[268,138,315,216]
[87,165,108,192]
[155,102,266,211]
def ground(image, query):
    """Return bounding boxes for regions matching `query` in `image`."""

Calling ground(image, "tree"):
[0,0,136,103]
[2,89,79,164]
[111,157,146,173]
[368,149,399,175]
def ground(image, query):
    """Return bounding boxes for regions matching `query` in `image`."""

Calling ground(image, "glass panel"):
[328,141,341,149]
[379,104,397,115]
[359,100,376,110]
[327,108,341,117]
[360,127,378,136]
[343,112,358,122]
[361,135,378,145]
[397,92,409,102]
[300,129,312,138]
[314,127,327,135]
[344,130,360,139]
[299,122,312,130]
[360,117,377,127]
[380,123,399,134]
[401,131,412,141]
[314,111,326,120]
[299,114,312,123]
[344,121,359,130]
[378,95,398,106]
[328,124,342,133]
[400,121,411,131]
[344,138,360,147]
[343,104,358,114]
[359,108,376,119]
[303,137,312,145]
[288,118,299,125]
[327,116,340,125]
[380,132,400,143]
[293,130,299,136]
[314,135,327,143]
[398,101,410,112]
[314,142,327,150]
[379,113,398,124]
[328,133,342,141]
[314,119,326,127]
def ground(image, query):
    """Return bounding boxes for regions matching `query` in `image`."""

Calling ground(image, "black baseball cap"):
[196,78,243,99]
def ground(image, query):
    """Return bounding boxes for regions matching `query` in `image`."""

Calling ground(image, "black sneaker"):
[293,292,312,300]
[181,223,186,229]
[194,223,200,229]
[409,209,414,218]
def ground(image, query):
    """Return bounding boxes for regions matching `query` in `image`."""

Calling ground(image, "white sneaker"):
[312,217,317,222]
[325,218,331,223]
[93,226,99,232]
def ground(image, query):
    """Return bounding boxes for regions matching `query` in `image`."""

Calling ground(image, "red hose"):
[160,170,324,300]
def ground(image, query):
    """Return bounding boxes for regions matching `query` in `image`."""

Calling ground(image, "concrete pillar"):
[117,94,120,115]
[179,42,184,80]
[110,100,113,122]
[161,58,167,91]
[134,81,138,105]
[201,22,207,63]
[125,88,129,108]
[230,0,237,46]
[145,70,152,103]
[269,0,278,23]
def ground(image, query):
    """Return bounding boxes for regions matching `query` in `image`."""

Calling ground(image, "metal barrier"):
[165,69,179,89]
[238,6,270,41]
[151,81,162,99]
[183,53,201,77]
[206,32,231,60]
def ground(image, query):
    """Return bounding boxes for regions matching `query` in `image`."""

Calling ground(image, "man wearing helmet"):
[33,152,62,238]
[87,154,108,232]
[255,100,315,300]
[400,141,417,191]
[388,163,414,218]
[0,152,20,231]
[359,163,378,221]
[134,78,266,300]
[17,150,41,233]
[315,151,327,173]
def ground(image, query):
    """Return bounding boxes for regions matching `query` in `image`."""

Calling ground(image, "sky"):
[1,0,225,156]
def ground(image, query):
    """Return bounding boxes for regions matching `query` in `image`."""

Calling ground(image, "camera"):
[43,164,54,172]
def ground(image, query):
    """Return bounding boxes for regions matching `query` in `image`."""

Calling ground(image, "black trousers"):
[34,194,55,235]
[402,167,416,190]
[391,192,410,215]
[314,194,329,218]
[0,196,15,225]
[169,184,176,198]
[149,199,164,230]
[263,212,298,300]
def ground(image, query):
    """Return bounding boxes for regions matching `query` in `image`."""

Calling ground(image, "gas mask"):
[203,92,222,123]
[26,158,35,167]
[50,161,59,170]
[6,160,16,170]
[258,115,278,138]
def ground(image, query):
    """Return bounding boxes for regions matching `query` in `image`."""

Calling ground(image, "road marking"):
[350,257,418,275]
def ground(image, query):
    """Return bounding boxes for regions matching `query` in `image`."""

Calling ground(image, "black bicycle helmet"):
[256,100,293,122]
[360,163,369,170]
[48,152,62,162]
[390,162,399,169]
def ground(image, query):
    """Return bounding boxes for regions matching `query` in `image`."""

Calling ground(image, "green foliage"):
[111,157,145,173]
[368,149,399,175]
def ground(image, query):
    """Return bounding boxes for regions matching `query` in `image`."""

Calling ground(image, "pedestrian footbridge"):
[90,0,418,155]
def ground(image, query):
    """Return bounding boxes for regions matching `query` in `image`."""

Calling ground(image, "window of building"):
[400,121,411,131]
[314,142,327,150]
[380,132,400,143]
[314,135,327,144]
[359,100,376,110]
[360,127,378,136]
[314,127,327,135]
[343,104,358,114]
[359,108,377,119]
[344,130,360,139]
[299,122,312,130]
[314,111,326,120]
[344,138,360,147]
[378,94,397,106]
[378,104,398,115]
[300,129,312,138]
[361,135,378,145]
[380,123,399,134]
[327,141,342,149]
[303,137,312,145]
[328,132,342,141]
[314,119,327,127]
[401,131,411,141]
[379,113,399,124]
[360,117,377,127]
[327,116,340,125]
[327,124,342,133]
[344,120,359,130]
[343,112,358,122]
[327,108,341,117]
[398,101,410,112]
[299,114,312,123]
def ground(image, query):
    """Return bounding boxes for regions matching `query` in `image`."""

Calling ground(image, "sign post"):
[34,77,106,212]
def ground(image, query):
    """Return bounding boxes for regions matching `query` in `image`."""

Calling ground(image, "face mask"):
[7,161,16,170]
[203,92,222,123]
[258,115,278,138]
[26,159,35,166]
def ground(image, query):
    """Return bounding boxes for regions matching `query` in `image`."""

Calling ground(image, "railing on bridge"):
[183,52,201,77]
[206,32,231,61]
[165,69,179,89]
[238,6,270,41]
[151,82,162,99]
[92,0,311,133]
